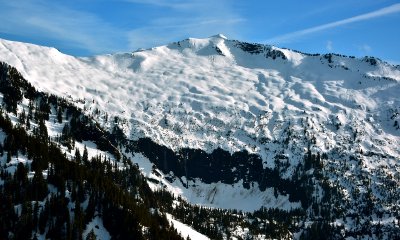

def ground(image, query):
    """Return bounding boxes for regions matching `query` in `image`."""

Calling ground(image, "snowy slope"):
[0,36,398,152]
[130,152,301,212]
[1,36,399,212]
[166,213,210,240]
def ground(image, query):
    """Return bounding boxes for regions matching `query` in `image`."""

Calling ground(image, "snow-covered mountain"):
[1,35,400,239]
[1,35,399,154]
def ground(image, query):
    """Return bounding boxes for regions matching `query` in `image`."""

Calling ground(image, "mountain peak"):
[210,33,228,39]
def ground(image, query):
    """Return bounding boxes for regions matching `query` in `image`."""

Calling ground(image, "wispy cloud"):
[358,44,372,53]
[123,0,203,10]
[0,0,128,55]
[125,0,245,49]
[0,0,244,55]
[326,40,333,51]
[127,17,245,50]
[265,3,400,44]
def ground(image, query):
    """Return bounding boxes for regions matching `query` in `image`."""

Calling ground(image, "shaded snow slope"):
[130,152,300,212]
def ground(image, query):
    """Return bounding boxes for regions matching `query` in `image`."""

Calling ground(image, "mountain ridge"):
[2,35,398,153]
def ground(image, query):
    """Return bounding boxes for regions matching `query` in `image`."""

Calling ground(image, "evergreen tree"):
[31,168,48,200]
[82,145,89,163]
[19,109,26,124]
[73,199,84,240]
[86,229,97,240]
[6,151,11,163]
[38,205,48,234]
[57,106,63,123]
[26,117,31,130]
[33,201,39,233]
[75,148,82,164]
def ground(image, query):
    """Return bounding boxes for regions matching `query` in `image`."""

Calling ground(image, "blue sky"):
[0,0,399,63]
